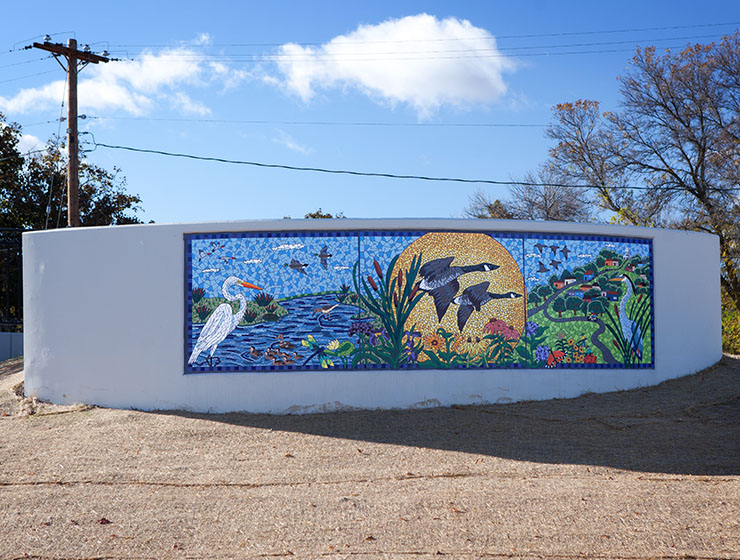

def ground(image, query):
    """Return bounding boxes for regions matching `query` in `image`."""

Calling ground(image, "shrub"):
[253,292,274,307]
[192,287,206,304]
[196,305,210,321]
[722,290,740,354]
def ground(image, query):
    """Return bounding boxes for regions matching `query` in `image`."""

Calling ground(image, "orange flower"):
[423,332,444,353]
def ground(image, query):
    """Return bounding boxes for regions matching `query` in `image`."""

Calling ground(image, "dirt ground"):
[0,357,739,560]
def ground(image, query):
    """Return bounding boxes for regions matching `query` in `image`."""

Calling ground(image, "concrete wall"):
[22,219,722,414]
[0,332,23,361]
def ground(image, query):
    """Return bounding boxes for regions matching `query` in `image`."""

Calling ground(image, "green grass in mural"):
[191,297,288,326]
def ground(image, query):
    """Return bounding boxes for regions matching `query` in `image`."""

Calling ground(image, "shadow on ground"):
[155,355,740,476]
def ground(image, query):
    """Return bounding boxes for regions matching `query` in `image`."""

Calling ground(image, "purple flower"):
[535,345,550,362]
[369,328,388,347]
[525,321,539,337]
[348,321,374,337]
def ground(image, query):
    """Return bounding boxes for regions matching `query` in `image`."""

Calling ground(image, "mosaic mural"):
[184,231,654,373]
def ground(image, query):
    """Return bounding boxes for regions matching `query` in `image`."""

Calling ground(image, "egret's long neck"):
[619,279,633,325]
[232,294,248,327]
[222,282,248,327]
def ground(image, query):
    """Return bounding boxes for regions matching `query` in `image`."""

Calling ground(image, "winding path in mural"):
[540,302,617,364]
[527,269,617,364]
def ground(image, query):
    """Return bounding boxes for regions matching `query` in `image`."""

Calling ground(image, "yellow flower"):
[568,338,576,346]
[565,356,573,363]
[326,339,340,351]
[454,334,489,357]
[424,332,445,353]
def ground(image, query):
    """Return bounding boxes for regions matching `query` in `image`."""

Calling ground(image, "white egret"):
[188,276,262,366]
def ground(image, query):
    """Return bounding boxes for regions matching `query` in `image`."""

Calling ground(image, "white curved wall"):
[23,219,721,414]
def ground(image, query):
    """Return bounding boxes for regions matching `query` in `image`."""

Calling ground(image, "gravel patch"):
[0,356,738,559]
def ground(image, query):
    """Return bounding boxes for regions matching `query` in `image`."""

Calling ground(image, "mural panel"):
[185,231,653,373]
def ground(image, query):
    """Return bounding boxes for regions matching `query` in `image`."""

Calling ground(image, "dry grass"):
[0,356,738,559]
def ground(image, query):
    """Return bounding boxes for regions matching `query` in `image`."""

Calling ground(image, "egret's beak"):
[240,281,262,290]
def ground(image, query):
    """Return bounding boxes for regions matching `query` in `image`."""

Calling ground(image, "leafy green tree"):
[552,297,566,318]
[538,284,553,299]
[565,296,583,316]
[528,291,541,306]
[588,299,606,315]
[585,288,602,300]
[304,208,345,219]
[0,113,143,229]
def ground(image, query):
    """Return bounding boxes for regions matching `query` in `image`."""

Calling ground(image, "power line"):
[0,69,57,85]
[0,148,46,163]
[91,141,740,192]
[83,116,545,128]
[15,120,61,128]
[0,56,53,69]
[117,32,730,59]
[117,44,716,64]
[106,21,740,48]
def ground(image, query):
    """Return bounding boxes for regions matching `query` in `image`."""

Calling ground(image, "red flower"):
[584,353,597,364]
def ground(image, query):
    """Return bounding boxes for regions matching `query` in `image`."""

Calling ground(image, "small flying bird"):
[452,282,522,331]
[537,261,549,273]
[284,258,309,274]
[315,245,333,270]
[550,259,562,269]
[197,242,225,262]
[549,245,559,256]
[560,244,571,260]
[534,242,548,254]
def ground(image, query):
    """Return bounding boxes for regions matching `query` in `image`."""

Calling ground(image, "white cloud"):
[272,129,312,154]
[0,42,246,116]
[268,13,515,117]
[170,92,211,115]
[18,133,43,154]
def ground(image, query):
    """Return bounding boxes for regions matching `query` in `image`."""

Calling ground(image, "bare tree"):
[507,166,593,222]
[545,33,740,312]
[463,191,512,219]
[463,165,592,222]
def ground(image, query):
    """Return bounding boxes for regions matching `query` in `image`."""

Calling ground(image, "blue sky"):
[2,1,738,224]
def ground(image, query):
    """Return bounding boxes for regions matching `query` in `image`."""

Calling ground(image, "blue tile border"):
[184,230,655,374]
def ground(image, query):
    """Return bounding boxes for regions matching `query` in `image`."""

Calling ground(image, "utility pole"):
[32,38,109,227]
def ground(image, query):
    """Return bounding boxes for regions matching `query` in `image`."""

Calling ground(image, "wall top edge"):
[21,218,718,241]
